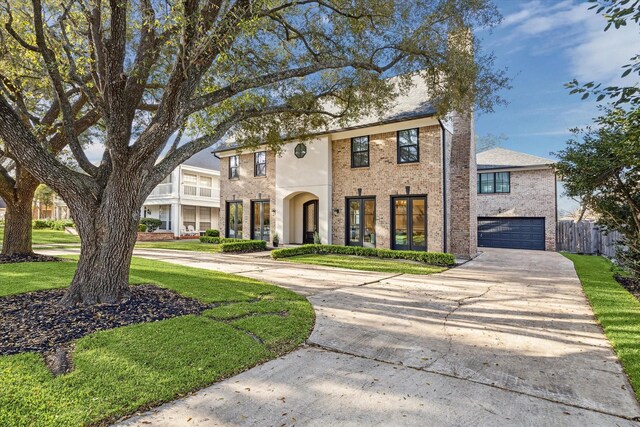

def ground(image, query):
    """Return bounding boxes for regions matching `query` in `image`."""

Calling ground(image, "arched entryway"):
[281,191,320,244]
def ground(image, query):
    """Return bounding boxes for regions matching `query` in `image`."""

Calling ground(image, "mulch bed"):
[0,253,64,264]
[0,285,215,358]
[616,275,640,300]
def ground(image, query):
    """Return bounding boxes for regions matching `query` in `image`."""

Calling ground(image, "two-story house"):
[214,75,478,258]
[476,148,557,251]
[142,150,221,236]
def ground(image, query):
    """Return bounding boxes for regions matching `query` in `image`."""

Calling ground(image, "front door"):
[392,196,427,251]
[347,198,376,247]
[303,200,318,244]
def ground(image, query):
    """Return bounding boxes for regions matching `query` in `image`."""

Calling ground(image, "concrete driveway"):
[94,248,640,425]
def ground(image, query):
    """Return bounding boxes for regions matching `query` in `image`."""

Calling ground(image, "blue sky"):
[476,0,640,159]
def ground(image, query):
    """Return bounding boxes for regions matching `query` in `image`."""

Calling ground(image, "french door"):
[226,201,243,238]
[392,196,427,251]
[303,200,318,244]
[251,200,271,242]
[347,198,376,247]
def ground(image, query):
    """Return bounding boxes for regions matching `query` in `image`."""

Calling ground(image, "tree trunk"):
[1,177,38,256]
[60,172,143,306]
[2,195,36,256]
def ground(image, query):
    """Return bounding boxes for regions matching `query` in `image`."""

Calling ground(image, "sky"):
[475,0,640,212]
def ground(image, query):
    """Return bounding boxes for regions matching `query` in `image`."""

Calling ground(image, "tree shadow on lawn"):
[0,257,314,427]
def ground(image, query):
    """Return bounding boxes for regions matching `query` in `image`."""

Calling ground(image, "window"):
[229,155,239,179]
[160,174,172,184]
[183,205,196,230]
[347,197,375,248]
[199,207,211,231]
[351,136,369,168]
[397,128,419,163]
[478,172,510,194]
[183,173,197,196]
[254,151,266,177]
[226,201,243,238]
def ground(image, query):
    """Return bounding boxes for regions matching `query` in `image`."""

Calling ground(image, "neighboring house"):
[142,149,221,237]
[0,197,5,221]
[214,75,478,258]
[476,148,557,251]
[53,149,221,237]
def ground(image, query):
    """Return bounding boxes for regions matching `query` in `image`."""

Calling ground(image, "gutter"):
[438,119,448,253]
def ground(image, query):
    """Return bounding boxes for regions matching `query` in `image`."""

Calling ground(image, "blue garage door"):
[478,217,545,250]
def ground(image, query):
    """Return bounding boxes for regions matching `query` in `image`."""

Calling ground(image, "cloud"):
[498,0,640,86]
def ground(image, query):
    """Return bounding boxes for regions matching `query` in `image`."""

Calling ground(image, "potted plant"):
[272,233,280,247]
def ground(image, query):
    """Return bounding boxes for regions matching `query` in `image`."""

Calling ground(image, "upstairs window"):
[478,172,510,194]
[254,151,266,177]
[397,128,419,163]
[229,155,239,179]
[351,136,369,168]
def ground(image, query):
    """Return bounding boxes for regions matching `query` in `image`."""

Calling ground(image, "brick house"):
[476,148,557,251]
[214,76,478,259]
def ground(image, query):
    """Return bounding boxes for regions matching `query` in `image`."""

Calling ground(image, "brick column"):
[449,110,477,259]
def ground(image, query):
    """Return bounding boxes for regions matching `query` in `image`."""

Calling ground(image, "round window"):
[294,143,307,159]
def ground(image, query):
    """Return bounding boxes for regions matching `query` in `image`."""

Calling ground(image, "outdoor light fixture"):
[405,186,411,194]
[332,208,340,214]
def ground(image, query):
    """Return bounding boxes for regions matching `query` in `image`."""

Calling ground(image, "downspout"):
[438,119,448,253]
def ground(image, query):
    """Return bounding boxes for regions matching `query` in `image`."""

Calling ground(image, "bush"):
[220,240,267,253]
[204,229,220,237]
[33,220,49,229]
[140,218,162,232]
[271,244,455,266]
[199,236,244,244]
[138,224,148,232]
[50,219,75,231]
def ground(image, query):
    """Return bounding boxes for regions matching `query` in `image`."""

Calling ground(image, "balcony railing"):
[181,185,219,199]
[149,183,173,197]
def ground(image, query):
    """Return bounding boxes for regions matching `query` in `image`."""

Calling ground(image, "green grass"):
[135,239,221,253]
[564,253,640,400]
[0,226,81,245]
[0,257,314,426]
[279,254,447,275]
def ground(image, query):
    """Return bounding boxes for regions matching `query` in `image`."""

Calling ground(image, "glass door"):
[226,201,243,238]
[251,201,270,242]
[392,196,427,251]
[347,198,375,247]
[303,200,318,244]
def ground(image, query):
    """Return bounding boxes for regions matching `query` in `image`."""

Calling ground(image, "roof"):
[183,147,220,170]
[0,197,5,209]
[213,73,436,153]
[476,148,555,170]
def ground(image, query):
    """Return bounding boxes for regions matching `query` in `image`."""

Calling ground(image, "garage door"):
[478,217,545,250]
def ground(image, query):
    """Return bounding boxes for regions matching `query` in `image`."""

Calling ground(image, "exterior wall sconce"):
[332,208,340,214]
[258,192,262,199]
[272,209,276,213]
[357,188,362,196]
[405,186,411,195]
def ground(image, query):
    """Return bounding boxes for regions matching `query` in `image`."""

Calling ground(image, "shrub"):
[271,244,455,266]
[50,219,75,231]
[199,236,244,244]
[140,218,162,232]
[220,240,267,253]
[204,229,220,237]
[138,224,148,232]
[33,220,49,229]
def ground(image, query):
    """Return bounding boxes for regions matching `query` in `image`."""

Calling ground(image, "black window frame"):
[345,196,376,248]
[397,128,420,164]
[254,151,267,177]
[250,199,271,242]
[351,136,370,168]
[478,172,511,194]
[226,200,243,238]
[229,155,239,179]
[390,195,428,251]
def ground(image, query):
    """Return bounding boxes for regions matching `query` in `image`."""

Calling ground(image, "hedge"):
[271,244,455,266]
[204,229,220,237]
[199,236,245,244]
[220,240,267,253]
[33,219,75,230]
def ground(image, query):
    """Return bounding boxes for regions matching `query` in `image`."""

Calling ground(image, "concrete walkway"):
[45,247,640,425]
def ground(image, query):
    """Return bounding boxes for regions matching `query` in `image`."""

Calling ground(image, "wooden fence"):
[557,220,622,257]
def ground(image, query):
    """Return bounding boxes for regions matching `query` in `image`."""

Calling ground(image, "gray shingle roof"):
[183,147,220,170]
[0,197,5,209]
[213,74,435,153]
[476,148,555,170]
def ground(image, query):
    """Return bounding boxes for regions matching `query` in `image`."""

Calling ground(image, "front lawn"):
[0,257,314,426]
[135,239,221,253]
[280,254,448,275]
[0,226,80,245]
[564,254,640,400]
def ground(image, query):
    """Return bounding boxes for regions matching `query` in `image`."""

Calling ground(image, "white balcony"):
[149,183,174,197]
